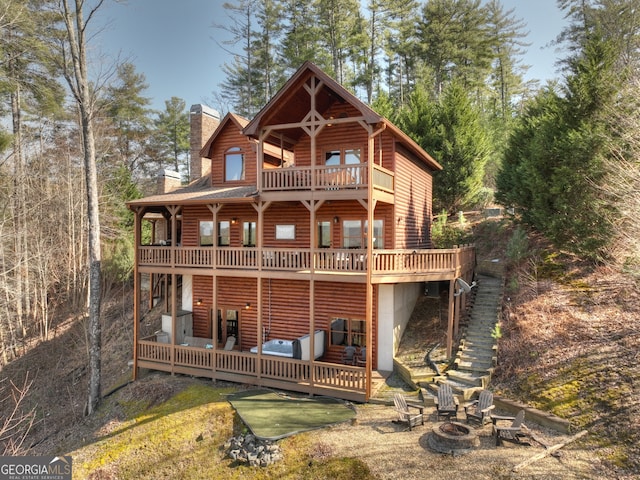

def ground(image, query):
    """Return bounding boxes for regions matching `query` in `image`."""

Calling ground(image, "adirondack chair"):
[464,390,495,426]
[355,347,366,367]
[393,393,425,431]
[341,345,356,365]
[492,410,531,446]
[434,383,459,421]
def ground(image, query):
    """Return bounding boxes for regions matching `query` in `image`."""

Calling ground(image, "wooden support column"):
[454,290,462,337]
[168,205,180,374]
[365,134,375,400]
[446,278,455,358]
[132,207,143,380]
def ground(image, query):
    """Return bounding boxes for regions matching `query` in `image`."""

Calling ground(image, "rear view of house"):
[127,62,474,402]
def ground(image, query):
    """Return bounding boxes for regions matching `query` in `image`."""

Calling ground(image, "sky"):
[96,0,569,112]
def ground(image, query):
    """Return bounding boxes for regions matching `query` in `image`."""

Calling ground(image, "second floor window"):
[225,147,245,181]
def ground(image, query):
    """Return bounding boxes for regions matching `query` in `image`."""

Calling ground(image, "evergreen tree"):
[151,97,190,178]
[315,0,363,85]
[397,81,489,213]
[497,32,623,258]
[279,0,327,75]
[417,0,493,97]
[430,81,490,212]
[104,62,153,176]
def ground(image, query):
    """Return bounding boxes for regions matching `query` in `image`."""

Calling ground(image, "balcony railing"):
[138,245,474,277]
[136,340,367,401]
[261,163,394,193]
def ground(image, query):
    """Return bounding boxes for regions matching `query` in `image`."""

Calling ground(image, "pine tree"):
[104,62,153,175]
[151,97,190,178]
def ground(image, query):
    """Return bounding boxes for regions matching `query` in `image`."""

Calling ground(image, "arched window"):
[225,147,245,181]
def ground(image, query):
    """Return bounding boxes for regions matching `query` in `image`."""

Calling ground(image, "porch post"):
[132,207,143,380]
[365,133,375,400]
[446,279,455,358]
[169,205,179,374]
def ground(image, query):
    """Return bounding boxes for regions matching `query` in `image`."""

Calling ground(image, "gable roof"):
[243,61,442,171]
[200,112,250,158]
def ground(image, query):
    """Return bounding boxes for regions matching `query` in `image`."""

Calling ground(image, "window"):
[344,148,361,164]
[324,147,361,165]
[366,219,384,249]
[325,150,341,166]
[199,221,213,246]
[342,220,362,248]
[330,318,366,347]
[218,221,230,246]
[275,224,295,240]
[317,221,331,248]
[243,221,256,247]
[225,147,245,181]
[341,219,384,248]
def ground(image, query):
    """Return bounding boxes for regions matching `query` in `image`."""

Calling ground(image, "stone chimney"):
[189,104,220,182]
[158,169,182,194]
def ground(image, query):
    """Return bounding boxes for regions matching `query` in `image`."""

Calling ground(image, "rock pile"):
[225,433,284,467]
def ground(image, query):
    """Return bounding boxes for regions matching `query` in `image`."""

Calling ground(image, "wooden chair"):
[393,393,424,431]
[434,383,459,421]
[464,390,495,426]
[492,410,531,446]
[355,347,366,367]
[341,345,356,365]
[224,336,236,351]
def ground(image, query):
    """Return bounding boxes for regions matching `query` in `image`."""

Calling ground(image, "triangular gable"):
[244,61,381,139]
[243,61,441,171]
[200,112,250,159]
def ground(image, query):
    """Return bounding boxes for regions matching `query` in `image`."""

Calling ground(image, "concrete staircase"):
[423,274,504,402]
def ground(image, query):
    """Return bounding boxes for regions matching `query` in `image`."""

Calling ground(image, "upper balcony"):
[261,163,394,194]
[137,245,475,283]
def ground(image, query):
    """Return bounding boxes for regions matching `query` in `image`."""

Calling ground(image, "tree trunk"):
[61,0,103,416]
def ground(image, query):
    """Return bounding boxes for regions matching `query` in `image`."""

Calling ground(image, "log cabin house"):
[127,62,475,402]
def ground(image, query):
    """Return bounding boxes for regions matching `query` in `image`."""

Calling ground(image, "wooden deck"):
[137,246,475,282]
[137,340,367,402]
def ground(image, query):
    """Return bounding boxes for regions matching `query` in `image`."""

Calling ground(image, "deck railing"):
[136,340,366,400]
[261,163,394,193]
[138,245,474,277]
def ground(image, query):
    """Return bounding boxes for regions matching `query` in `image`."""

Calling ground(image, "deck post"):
[132,207,143,380]
[447,278,455,358]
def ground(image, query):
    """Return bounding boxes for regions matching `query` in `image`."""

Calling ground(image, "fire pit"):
[427,421,479,455]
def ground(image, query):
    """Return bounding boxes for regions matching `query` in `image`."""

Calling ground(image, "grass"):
[68,380,374,480]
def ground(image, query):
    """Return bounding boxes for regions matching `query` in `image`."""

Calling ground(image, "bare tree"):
[0,374,35,456]
[59,0,104,416]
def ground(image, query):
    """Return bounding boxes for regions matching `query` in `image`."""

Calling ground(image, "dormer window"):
[225,147,245,181]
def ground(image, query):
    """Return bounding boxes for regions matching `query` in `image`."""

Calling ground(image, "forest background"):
[0,0,639,465]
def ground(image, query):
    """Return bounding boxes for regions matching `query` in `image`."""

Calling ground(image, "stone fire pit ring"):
[427,421,480,455]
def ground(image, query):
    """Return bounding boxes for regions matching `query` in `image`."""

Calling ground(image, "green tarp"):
[227,389,356,440]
